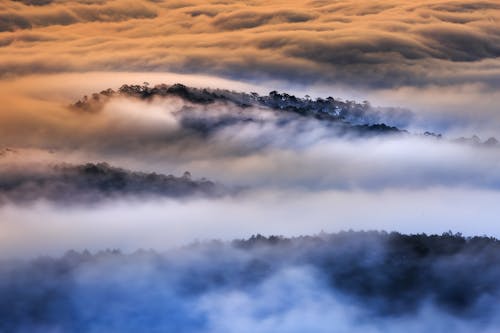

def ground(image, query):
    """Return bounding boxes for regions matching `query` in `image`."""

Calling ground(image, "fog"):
[1,78,500,257]
[2,0,500,330]
[2,81,500,193]
[2,73,500,140]
[1,231,500,332]
[1,187,499,257]
[0,73,500,332]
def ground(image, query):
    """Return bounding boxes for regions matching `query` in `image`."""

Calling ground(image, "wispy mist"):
[2,83,500,196]
[2,0,500,330]
[1,232,500,333]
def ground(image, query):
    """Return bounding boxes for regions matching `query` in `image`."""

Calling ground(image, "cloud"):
[1,78,500,257]
[2,187,500,258]
[1,3,500,329]
[0,0,499,89]
[1,80,500,194]
[0,0,157,32]
[212,10,316,30]
[1,232,500,332]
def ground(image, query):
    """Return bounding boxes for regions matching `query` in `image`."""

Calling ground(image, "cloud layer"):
[2,83,500,198]
[1,232,500,332]
[1,2,500,330]
[0,0,499,89]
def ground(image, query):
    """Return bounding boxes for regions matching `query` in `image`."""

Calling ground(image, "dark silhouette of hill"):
[73,83,409,136]
[72,83,499,145]
[0,162,221,204]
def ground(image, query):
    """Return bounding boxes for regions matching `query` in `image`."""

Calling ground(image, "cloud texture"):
[0,0,499,89]
[2,81,500,256]
[1,232,500,332]
[1,1,500,330]
[1,82,500,201]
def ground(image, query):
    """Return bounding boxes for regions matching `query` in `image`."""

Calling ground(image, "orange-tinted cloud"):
[0,0,499,88]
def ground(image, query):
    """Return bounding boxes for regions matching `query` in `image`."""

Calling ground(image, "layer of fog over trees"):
[1,231,500,333]
[0,162,223,205]
[1,83,500,205]
[1,83,500,247]
[74,83,411,132]
[2,0,500,328]
[73,83,499,144]
[2,83,500,331]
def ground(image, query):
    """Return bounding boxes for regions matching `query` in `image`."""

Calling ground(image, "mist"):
[1,232,500,333]
[1,187,500,258]
[2,80,500,195]
[2,0,500,330]
[0,78,499,258]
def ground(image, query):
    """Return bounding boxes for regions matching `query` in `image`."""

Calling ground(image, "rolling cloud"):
[1,1,500,331]
[0,0,157,32]
[0,0,499,89]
